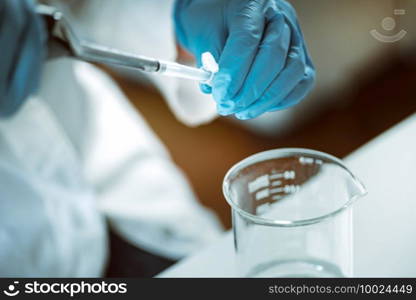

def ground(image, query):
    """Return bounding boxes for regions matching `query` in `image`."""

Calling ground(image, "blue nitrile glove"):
[0,0,46,118]
[174,0,315,120]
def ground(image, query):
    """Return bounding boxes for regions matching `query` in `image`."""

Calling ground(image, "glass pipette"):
[37,4,215,83]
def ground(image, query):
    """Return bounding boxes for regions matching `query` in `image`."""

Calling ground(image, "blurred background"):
[59,0,416,228]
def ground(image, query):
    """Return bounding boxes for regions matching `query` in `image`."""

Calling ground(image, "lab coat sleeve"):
[39,58,223,260]
[0,97,108,277]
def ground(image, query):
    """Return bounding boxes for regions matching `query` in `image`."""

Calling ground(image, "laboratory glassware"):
[223,148,367,277]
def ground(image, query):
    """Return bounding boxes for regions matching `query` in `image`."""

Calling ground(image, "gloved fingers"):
[269,65,316,111]
[279,0,313,67]
[277,0,299,26]
[175,0,225,69]
[173,0,193,52]
[235,65,315,120]
[234,45,306,120]
[199,83,212,94]
[283,16,307,66]
[212,1,267,108]
[223,16,290,115]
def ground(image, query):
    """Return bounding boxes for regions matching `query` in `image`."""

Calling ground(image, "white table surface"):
[158,113,416,277]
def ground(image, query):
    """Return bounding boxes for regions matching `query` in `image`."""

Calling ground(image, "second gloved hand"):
[174,0,315,119]
[0,0,46,117]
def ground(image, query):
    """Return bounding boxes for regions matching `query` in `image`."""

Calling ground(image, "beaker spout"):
[346,173,367,203]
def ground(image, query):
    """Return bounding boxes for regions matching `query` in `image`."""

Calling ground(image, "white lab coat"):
[0,1,222,277]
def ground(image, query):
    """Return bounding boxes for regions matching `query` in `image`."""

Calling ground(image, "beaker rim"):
[222,148,367,227]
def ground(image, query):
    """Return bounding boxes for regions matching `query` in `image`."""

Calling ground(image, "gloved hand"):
[0,0,46,117]
[174,0,315,120]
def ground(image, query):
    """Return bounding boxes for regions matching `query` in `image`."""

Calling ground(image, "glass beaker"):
[223,148,366,277]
